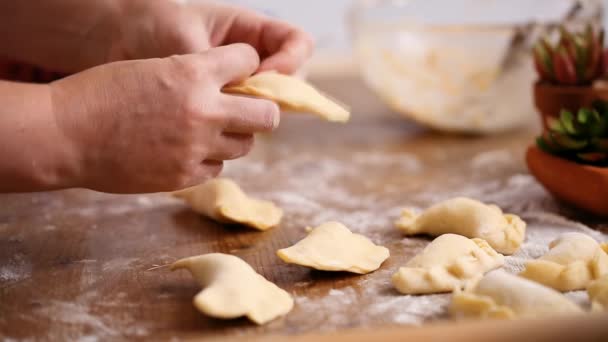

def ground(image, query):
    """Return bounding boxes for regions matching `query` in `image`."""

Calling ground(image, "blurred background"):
[223,0,608,72]
[216,0,606,133]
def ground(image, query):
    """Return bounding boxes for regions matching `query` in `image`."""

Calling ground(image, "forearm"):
[0,0,122,73]
[0,81,79,192]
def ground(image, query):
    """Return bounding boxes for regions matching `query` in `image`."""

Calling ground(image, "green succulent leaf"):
[549,132,588,150]
[547,116,566,133]
[559,109,578,135]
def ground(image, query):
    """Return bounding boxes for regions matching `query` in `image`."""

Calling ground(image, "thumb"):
[202,43,260,85]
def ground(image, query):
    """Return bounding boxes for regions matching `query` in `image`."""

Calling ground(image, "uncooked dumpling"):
[173,178,282,230]
[519,233,608,291]
[587,274,608,311]
[276,221,389,274]
[449,270,583,319]
[223,72,350,123]
[171,253,293,324]
[392,234,504,294]
[395,197,526,254]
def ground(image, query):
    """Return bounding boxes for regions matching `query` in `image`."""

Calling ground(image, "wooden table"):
[1,74,607,340]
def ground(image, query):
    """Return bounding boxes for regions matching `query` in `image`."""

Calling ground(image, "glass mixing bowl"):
[350,0,603,133]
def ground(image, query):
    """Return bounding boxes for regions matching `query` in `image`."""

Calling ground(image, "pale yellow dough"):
[587,274,608,311]
[173,178,282,230]
[276,221,389,274]
[171,253,293,325]
[395,197,526,255]
[392,234,504,294]
[223,72,350,123]
[519,233,608,291]
[450,270,583,319]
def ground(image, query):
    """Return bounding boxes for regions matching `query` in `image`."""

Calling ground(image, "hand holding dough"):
[223,72,350,123]
[519,233,608,291]
[171,253,293,325]
[392,234,504,294]
[277,222,389,274]
[587,275,608,311]
[450,270,583,319]
[395,197,526,254]
[173,178,282,230]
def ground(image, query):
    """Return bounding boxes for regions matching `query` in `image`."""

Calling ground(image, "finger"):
[203,43,260,85]
[258,24,314,74]
[206,133,254,161]
[220,95,280,134]
[180,160,224,188]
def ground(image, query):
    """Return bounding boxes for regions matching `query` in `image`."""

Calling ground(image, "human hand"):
[50,44,279,193]
[111,0,314,74]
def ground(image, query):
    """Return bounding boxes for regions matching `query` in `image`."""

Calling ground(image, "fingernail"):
[273,112,281,129]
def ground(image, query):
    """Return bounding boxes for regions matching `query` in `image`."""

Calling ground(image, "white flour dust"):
[221,147,608,329]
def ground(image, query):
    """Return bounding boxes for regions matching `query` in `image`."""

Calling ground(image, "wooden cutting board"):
[1,75,607,340]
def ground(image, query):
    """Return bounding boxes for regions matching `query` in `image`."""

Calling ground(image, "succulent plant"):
[537,100,608,165]
[534,25,606,85]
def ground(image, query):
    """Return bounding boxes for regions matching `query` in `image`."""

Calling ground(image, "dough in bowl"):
[395,197,526,254]
[171,253,293,325]
[519,232,608,291]
[392,234,504,294]
[450,270,583,319]
[277,221,389,274]
[223,71,350,123]
[173,178,282,230]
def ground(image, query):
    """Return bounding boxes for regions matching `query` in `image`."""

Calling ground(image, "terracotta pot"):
[534,81,608,130]
[526,145,608,216]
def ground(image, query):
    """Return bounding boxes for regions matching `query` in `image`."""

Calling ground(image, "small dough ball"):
[223,71,350,123]
[449,270,583,319]
[519,233,608,291]
[395,197,526,254]
[173,178,282,230]
[588,274,608,312]
[392,234,504,294]
[171,253,293,325]
[277,221,389,274]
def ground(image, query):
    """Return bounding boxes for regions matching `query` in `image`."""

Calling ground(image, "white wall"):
[221,0,608,57]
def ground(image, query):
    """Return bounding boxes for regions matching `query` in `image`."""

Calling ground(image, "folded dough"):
[392,234,504,294]
[519,233,608,291]
[450,270,583,319]
[171,253,293,325]
[276,221,389,274]
[395,197,526,255]
[173,178,282,230]
[587,274,608,311]
[223,71,350,123]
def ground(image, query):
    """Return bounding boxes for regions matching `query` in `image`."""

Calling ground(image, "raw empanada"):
[276,221,389,274]
[587,274,608,311]
[519,233,608,291]
[392,234,504,294]
[450,270,583,319]
[173,178,282,230]
[171,253,293,325]
[395,197,526,254]
[223,71,350,123]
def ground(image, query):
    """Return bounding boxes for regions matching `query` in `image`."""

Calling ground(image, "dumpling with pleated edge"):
[519,232,608,291]
[395,197,526,255]
[392,233,504,295]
